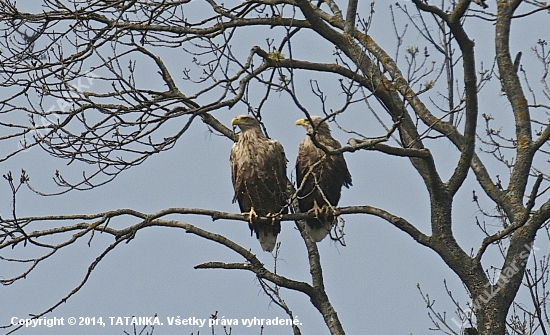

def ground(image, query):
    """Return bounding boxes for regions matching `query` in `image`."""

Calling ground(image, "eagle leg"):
[265,212,281,226]
[243,207,258,226]
[308,199,324,220]
[320,204,336,222]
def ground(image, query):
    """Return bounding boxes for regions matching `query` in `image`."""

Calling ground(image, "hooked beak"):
[295,118,308,127]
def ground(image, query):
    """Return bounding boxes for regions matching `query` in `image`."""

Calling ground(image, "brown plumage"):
[295,116,352,242]
[230,114,288,251]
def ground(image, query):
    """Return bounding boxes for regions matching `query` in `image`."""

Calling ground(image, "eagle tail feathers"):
[304,218,332,242]
[256,226,278,252]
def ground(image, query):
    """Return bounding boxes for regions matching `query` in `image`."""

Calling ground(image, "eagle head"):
[295,116,330,135]
[231,114,259,129]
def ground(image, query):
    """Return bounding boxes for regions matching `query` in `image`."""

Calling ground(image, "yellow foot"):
[243,207,258,225]
[321,204,335,218]
[265,212,279,225]
[308,200,323,220]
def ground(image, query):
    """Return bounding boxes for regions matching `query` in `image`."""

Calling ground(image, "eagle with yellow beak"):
[230,115,288,251]
[295,116,352,241]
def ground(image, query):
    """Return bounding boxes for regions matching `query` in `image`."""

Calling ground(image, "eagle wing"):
[266,138,288,211]
[230,143,244,205]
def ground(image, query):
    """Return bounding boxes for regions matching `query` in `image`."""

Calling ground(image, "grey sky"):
[1,1,549,335]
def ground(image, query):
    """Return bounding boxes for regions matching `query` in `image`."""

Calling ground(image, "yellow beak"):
[231,117,240,126]
[295,118,307,126]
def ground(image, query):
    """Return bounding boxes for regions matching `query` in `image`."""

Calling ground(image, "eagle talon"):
[265,212,277,226]
[307,201,334,223]
[243,207,258,225]
[308,200,324,220]
[322,204,335,220]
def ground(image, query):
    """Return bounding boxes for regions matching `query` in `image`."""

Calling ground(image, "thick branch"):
[7,10,311,38]
[496,0,533,201]
[344,139,431,158]
[344,0,357,36]
[444,4,479,195]
[338,206,431,247]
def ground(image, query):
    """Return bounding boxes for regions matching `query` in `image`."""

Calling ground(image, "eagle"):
[295,116,352,242]
[230,114,288,252]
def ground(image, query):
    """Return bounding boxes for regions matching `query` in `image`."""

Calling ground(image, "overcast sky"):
[1,1,550,335]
